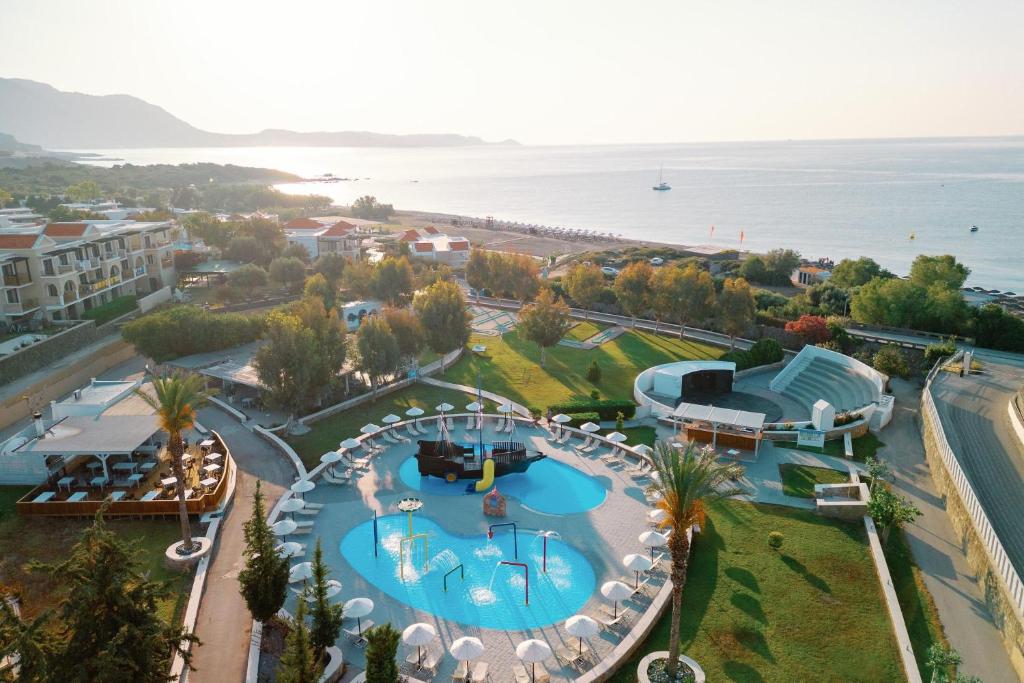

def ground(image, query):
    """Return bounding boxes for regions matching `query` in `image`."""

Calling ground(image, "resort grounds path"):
[188,406,294,683]
[881,378,1017,682]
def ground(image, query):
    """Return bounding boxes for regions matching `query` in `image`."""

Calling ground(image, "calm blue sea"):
[73,137,1024,289]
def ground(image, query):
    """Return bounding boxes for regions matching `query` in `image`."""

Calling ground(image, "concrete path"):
[187,407,295,683]
[880,378,1016,682]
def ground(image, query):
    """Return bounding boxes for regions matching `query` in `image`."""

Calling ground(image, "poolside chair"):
[291,526,313,535]
[554,644,590,671]
[393,428,411,443]
[405,423,422,439]
[296,506,320,517]
[451,661,468,682]
[303,502,324,510]
[502,419,515,434]
[343,452,371,470]
[556,430,573,445]
[359,441,378,458]
[572,436,592,454]
[599,449,624,466]
[381,430,401,444]
[446,416,455,431]
[465,414,475,429]
[345,621,373,646]
[590,610,627,632]
[470,661,490,683]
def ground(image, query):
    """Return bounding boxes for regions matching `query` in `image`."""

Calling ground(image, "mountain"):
[0,132,44,154]
[0,78,509,149]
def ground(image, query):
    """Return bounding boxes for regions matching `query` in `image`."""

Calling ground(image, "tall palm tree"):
[647,441,745,678]
[136,373,212,554]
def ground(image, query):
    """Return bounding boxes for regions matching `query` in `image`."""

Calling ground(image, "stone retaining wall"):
[0,321,108,386]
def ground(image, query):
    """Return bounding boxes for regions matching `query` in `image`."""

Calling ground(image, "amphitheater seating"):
[778,357,879,412]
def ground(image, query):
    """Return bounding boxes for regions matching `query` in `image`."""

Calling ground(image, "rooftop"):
[9,414,162,455]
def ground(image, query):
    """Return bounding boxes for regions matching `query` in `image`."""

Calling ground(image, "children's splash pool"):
[339,514,596,630]
[397,456,606,514]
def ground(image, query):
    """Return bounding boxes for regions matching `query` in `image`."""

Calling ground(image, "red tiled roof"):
[0,234,39,249]
[322,224,352,238]
[413,242,434,253]
[331,220,357,232]
[449,240,469,251]
[424,226,439,234]
[44,222,89,237]
[283,217,324,229]
[399,230,421,242]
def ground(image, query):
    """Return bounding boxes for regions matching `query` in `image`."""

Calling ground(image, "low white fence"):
[138,286,173,313]
[922,386,1024,617]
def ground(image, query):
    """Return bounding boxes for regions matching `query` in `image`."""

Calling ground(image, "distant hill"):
[0,78,510,150]
[0,132,44,154]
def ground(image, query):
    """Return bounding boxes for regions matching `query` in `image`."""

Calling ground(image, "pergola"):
[671,402,766,456]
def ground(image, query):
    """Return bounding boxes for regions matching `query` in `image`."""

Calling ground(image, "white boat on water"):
[652,165,671,191]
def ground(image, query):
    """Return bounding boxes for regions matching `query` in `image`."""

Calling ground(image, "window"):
[146,255,155,265]
[6,290,17,304]
[47,284,58,297]
[43,259,55,276]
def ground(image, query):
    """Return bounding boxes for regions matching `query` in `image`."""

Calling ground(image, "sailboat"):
[652,165,671,191]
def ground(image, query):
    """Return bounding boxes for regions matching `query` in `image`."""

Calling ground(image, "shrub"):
[785,314,832,344]
[747,338,783,365]
[615,411,624,432]
[923,338,957,366]
[548,398,636,421]
[768,531,784,549]
[873,345,910,379]
[228,263,269,289]
[364,624,401,683]
[82,295,138,326]
[122,305,265,362]
[586,359,601,383]
[565,411,601,428]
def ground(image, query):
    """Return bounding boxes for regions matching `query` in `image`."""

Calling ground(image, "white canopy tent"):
[671,402,766,456]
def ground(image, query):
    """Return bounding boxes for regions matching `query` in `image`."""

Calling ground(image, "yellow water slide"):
[474,458,495,492]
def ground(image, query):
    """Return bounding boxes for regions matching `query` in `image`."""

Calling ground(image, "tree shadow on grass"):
[724,567,760,594]
[780,554,832,594]
[732,625,774,663]
[729,591,767,624]
[677,516,725,648]
[723,660,764,682]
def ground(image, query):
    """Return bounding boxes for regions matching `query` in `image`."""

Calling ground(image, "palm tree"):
[136,373,212,554]
[647,442,745,679]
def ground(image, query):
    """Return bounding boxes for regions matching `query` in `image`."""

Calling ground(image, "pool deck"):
[290,421,664,682]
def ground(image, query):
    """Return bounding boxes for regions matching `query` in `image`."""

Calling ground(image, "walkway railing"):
[921,384,1024,618]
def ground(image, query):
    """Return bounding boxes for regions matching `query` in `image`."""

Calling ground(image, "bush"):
[768,531,784,549]
[586,359,602,383]
[923,338,957,366]
[122,305,265,362]
[228,263,269,289]
[548,398,636,421]
[565,411,601,428]
[82,295,138,326]
[615,411,624,432]
[589,389,600,400]
[747,338,784,366]
[873,345,911,379]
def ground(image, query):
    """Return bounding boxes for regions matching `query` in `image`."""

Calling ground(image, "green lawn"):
[563,321,607,342]
[620,425,658,447]
[778,464,850,498]
[286,384,491,468]
[447,328,723,413]
[0,486,191,625]
[793,432,884,463]
[883,528,950,681]
[610,500,905,682]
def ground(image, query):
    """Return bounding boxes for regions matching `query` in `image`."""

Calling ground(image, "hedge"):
[82,295,138,326]
[547,398,635,421]
[564,412,601,428]
[720,338,784,371]
[122,305,265,362]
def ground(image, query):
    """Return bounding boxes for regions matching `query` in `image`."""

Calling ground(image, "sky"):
[1,0,1022,145]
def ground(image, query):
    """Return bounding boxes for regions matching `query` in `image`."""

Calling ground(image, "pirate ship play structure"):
[414,406,545,492]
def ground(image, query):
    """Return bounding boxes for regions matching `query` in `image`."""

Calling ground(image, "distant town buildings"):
[282,217,363,261]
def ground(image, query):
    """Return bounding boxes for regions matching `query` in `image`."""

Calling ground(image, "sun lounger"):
[294,519,315,529]
[465,414,475,429]
[554,644,590,671]
[344,620,373,646]
[141,490,160,501]
[445,416,454,431]
[345,453,371,470]
[470,661,489,683]
[405,648,440,675]
[590,609,628,631]
[600,449,624,465]
[393,427,410,443]
[381,430,400,444]
[451,661,468,682]
[296,507,320,516]
[405,423,421,439]
[303,502,324,510]
[503,419,515,433]
[557,430,573,444]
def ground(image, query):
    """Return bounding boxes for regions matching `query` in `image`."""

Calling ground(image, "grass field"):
[0,486,191,625]
[794,432,884,462]
[778,464,850,498]
[610,500,905,682]
[883,528,950,681]
[563,321,608,342]
[447,328,723,413]
[286,384,489,467]
[620,425,658,447]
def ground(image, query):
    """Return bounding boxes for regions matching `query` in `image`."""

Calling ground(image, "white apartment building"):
[0,219,179,327]
[398,227,471,267]
[282,216,363,260]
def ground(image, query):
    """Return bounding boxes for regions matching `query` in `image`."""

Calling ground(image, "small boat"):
[970,225,979,233]
[415,439,545,481]
[909,232,916,240]
[652,165,671,191]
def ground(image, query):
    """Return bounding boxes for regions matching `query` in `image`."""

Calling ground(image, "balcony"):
[2,273,32,287]
[2,297,40,315]
[102,248,127,260]
[134,266,146,277]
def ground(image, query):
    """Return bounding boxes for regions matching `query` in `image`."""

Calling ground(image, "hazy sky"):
[2,0,1022,145]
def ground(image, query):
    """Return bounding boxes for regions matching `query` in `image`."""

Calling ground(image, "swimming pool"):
[340,514,596,630]
[397,456,607,514]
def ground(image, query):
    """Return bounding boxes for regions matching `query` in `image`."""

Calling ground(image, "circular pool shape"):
[340,514,596,630]
[398,456,607,514]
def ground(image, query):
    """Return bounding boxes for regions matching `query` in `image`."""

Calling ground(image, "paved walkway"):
[188,407,294,683]
[880,378,1016,682]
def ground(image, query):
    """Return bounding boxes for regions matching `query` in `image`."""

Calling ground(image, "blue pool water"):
[340,514,596,630]
[397,456,606,514]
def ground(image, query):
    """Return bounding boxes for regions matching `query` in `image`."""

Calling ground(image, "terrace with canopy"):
[670,402,766,457]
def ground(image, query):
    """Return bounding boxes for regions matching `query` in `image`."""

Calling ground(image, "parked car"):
[650,257,665,266]
[601,266,619,276]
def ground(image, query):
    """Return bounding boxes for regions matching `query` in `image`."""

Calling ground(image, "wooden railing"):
[15,431,234,518]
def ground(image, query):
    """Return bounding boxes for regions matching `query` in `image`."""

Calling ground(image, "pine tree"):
[307,539,343,654]
[31,510,198,682]
[239,481,289,623]
[364,623,401,683]
[277,600,322,683]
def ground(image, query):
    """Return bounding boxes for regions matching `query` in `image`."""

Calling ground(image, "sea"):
[70,136,1024,290]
